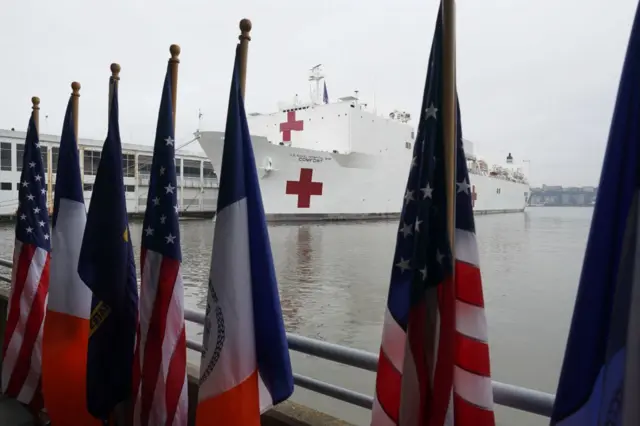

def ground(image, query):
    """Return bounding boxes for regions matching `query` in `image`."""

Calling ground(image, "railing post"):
[0,289,9,370]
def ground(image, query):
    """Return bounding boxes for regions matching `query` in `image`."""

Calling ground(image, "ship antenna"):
[308,64,325,105]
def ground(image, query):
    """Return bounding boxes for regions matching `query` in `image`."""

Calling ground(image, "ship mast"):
[308,64,325,105]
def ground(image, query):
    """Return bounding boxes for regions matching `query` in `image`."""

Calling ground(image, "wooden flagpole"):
[27,97,40,217]
[442,0,457,257]
[238,18,252,100]
[31,97,40,134]
[71,81,82,190]
[71,82,81,140]
[109,63,121,114]
[169,45,181,131]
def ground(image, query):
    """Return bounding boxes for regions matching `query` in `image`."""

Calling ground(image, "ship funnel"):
[506,152,513,164]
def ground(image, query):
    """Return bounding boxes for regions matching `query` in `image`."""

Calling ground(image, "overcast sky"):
[1,0,637,186]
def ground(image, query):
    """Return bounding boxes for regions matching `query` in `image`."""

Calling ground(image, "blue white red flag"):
[131,63,188,426]
[196,45,294,426]
[78,79,139,421]
[2,112,51,410]
[370,4,495,425]
[550,2,640,425]
[42,95,99,425]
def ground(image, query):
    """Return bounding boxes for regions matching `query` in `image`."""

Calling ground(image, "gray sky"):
[1,0,637,186]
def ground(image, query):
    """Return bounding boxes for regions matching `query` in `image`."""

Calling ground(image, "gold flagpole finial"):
[239,19,252,41]
[238,18,252,100]
[170,44,181,64]
[71,81,81,96]
[110,63,121,81]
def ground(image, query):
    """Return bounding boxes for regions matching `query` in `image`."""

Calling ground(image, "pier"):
[0,257,554,425]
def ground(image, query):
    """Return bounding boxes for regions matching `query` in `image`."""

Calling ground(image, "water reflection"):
[277,225,318,332]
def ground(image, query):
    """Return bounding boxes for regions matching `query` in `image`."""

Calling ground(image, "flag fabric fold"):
[78,81,139,421]
[370,5,495,426]
[1,114,51,410]
[195,46,294,426]
[42,97,100,425]
[550,3,640,425]
[132,64,188,426]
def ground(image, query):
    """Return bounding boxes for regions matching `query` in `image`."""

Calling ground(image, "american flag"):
[370,6,495,426]
[132,63,188,426]
[1,114,51,409]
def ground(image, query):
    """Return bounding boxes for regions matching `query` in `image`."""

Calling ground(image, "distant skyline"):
[2,0,637,187]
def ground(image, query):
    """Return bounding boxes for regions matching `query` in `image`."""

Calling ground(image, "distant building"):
[529,185,597,206]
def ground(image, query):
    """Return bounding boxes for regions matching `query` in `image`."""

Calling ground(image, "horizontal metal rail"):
[0,259,555,418]
[184,307,554,417]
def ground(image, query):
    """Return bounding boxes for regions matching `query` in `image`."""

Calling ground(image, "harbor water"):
[0,206,592,426]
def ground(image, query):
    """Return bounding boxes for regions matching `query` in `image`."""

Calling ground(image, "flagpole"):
[169,45,181,131]
[238,18,252,100]
[71,81,82,190]
[442,0,457,256]
[31,97,40,134]
[71,82,81,140]
[104,66,120,425]
[109,63,121,113]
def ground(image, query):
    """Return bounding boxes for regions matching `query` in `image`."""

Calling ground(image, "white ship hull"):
[199,131,529,221]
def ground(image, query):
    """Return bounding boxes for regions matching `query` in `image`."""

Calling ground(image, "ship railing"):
[0,258,554,420]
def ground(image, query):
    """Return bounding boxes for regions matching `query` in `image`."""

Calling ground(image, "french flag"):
[41,90,99,425]
[195,46,294,425]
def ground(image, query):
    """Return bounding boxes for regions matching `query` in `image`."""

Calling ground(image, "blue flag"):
[78,79,138,421]
[550,3,640,425]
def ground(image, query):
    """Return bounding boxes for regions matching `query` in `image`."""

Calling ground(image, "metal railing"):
[0,258,555,419]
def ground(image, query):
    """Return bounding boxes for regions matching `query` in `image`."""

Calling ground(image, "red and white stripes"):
[2,241,50,409]
[452,228,494,424]
[371,228,494,426]
[132,249,188,426]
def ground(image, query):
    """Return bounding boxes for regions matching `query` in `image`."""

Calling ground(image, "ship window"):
[124,185,135,192]
[83,183,93,191]
[51,147,59,173]
[1,182,11,190]
[183,159,200,178]
[203,161,217,179]
[0,143,11,171]
[405,142,412,149]
[138,155,153,174]
[411,131,415,139]
[122,153,135,177]
[175,159,181,175]
[84,150,101,175]
[16,144,23,170]
[496,188,501,194]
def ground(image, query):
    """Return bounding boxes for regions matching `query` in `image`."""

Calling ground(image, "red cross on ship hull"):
[280,111,304,142]
[286,168,323,208]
